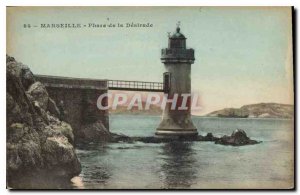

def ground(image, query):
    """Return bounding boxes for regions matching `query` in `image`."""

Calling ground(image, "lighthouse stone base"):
[156,116,198,138]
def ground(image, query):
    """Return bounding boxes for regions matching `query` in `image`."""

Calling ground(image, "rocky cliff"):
[6,55,81,189]
[206,103,293,119]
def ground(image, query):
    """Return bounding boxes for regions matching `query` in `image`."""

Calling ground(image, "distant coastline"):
[205,103,293,119]
[110,103,294,119]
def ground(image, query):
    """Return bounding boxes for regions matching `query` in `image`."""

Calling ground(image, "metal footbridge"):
[108,80,165,92]
[35,73,170,93]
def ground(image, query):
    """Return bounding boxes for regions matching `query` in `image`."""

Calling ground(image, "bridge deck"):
[35,75,108,90]
[108,80,164,92]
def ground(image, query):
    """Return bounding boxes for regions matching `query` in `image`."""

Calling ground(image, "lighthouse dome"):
[168,27,186,49]
[162,26,195,63]
[170,27,186,39]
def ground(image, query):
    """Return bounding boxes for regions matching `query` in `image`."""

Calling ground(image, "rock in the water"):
[215,129,260,146]
[78,121,111,142]
[6,55,81,189]
[192,133,218,142]
[110,133,133,143]
[108,130,259,146]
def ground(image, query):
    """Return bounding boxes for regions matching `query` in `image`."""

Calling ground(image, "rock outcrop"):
[76,94,111,142]
[6,55,81,189]
[78,121,111,142]
[215,129,260,146]
[110,131,260,146]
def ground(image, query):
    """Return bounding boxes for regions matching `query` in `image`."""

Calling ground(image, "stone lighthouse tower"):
[156,25,198,138]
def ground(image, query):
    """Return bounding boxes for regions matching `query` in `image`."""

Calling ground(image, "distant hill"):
[206,103,294,119]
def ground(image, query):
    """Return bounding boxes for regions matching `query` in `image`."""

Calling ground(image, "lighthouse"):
[156,25,198,138]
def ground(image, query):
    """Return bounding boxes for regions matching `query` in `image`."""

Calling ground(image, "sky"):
[7,6,293,115]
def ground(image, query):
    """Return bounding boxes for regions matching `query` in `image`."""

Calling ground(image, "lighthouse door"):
[163,72,171,93]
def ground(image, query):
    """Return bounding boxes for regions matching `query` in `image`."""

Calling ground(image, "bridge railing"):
[108,80,164,92]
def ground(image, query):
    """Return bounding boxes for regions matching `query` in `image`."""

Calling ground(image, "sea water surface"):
[73,115,294,189]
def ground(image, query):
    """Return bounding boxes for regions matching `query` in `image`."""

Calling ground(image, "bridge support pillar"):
[156,26,198,138]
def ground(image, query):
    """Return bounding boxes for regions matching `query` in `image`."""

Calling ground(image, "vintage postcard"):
[6,6,294,189]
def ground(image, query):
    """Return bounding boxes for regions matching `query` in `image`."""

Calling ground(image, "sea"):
[72,115,294,189]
